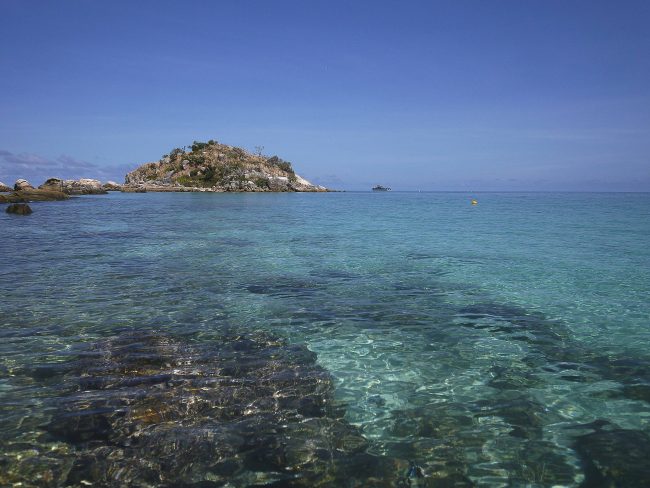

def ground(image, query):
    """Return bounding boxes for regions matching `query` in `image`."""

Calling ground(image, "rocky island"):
[124,140,327,192]
[1,140,328,212]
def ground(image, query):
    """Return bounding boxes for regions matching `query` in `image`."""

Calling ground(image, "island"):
[123,140,327,193]
[1,140,330,209]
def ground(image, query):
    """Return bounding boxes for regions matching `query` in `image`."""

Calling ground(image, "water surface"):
[1,192,650,486]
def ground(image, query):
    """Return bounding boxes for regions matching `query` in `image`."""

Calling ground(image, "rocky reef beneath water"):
[5,203,33,215]
[1,330,411,487]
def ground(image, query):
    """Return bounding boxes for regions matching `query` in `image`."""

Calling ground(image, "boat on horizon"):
[372,185,391,191]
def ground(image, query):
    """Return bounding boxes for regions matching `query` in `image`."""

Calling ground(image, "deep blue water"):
[1,192,650,486]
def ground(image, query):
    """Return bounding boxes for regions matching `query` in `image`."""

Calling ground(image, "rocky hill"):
[124,140,327,192]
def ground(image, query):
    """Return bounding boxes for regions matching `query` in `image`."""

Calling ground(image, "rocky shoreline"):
[1,175,326,204]
[1,175,329,217]
[0,179,70,205]
[38,177,122,195]
[0,178,124,202]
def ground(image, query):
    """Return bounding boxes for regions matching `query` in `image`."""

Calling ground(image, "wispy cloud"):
[311,173,345,187]
[0,149,133,186]
[0,150,97,171]
[55,154,98,170]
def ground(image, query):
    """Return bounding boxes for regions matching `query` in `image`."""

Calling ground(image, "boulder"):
[77,178,103,191]
[38,178,107,195]
[38,177,64,192]
[5,203,32,215]
[64,178,106,195]
[14,179,33,191]
[0,181,11,192]
[102,181,122,191]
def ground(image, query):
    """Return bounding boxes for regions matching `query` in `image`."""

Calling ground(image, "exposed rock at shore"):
[102,180,123,191]
[0,181,11,192]
[5,203,32,215]
[124,140,328,193]
[1,330,406,487]
[0,188,69,203]
[121,185,147,193]
[14,179,33,191]
[39,177,107,195]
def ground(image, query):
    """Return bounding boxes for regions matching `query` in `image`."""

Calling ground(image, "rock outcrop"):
[5,203,32,215]
[124,140,328,192]
[0,188,69,203]
[0,181,11,192]
[14,179,33,191]
[102,180,122,191]
[39,178,107,195]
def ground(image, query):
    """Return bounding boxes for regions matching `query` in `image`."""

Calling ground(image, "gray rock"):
[70,178,106,194]
[39,178,107,195]
[14,179,33,191]
[268,176,290,191]
[38,177,64,191]
[102,181,122,191]
[121,186,147,193]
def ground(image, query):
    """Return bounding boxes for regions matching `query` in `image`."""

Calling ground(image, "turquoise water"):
[1,192,650,486]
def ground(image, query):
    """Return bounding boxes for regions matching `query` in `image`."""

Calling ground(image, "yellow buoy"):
[471,199,478,205]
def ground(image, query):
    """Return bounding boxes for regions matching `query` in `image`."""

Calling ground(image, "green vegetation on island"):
[125,140,326,192]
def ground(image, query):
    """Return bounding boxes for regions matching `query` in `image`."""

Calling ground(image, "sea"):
[1,191,649,487]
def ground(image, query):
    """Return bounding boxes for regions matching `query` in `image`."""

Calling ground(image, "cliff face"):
[125,140,327,192]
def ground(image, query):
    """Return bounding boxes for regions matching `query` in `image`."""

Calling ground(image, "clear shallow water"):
[1,191,650,486]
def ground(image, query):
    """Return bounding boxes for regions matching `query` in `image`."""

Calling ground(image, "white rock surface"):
[14,179,33,191]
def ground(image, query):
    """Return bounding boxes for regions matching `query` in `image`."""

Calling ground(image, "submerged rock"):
[3,330,404,487]
[5,203,32,215]
[574,424,650,487]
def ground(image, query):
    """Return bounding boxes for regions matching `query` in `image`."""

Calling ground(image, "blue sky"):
[1,0,649,190]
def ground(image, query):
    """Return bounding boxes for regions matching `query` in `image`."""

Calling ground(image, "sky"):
[1,0,649,191]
